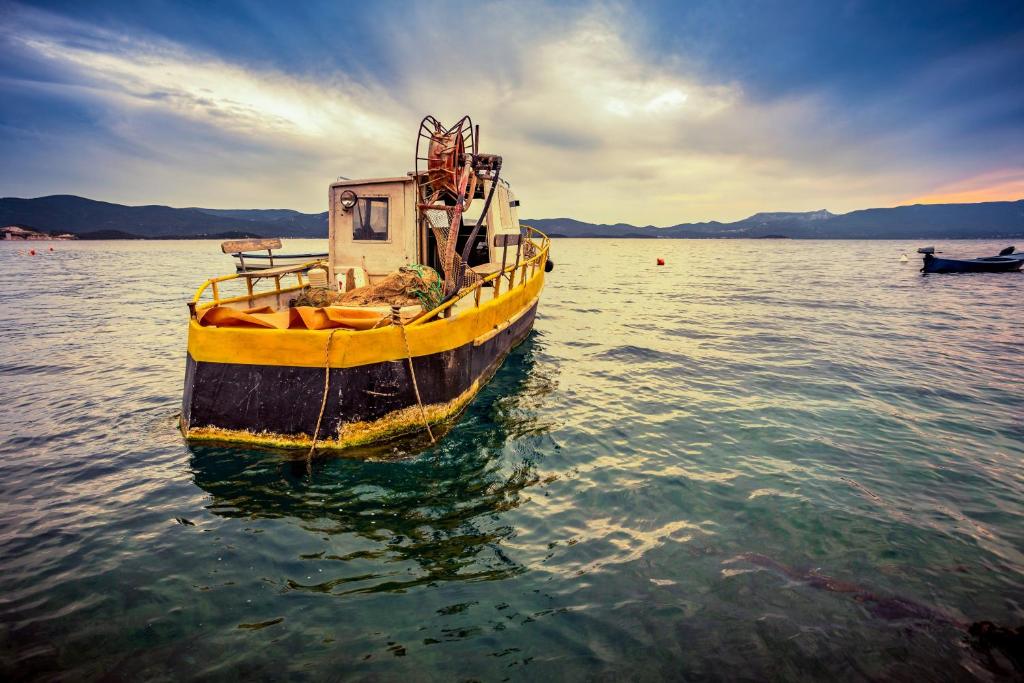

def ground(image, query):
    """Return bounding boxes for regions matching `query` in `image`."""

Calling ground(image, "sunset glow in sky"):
[1,0,1022,224]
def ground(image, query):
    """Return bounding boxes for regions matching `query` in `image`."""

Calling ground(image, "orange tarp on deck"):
[197,306,390,331]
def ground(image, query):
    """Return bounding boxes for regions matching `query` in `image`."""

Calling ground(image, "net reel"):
[415,115,476,207]
[414,115,480,296]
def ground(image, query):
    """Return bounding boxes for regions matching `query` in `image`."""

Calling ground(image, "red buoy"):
[49,246,54,251]
[656,258,665,266]
[29,249,36,256]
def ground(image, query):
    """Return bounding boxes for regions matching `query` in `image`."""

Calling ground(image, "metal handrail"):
[190,259,323,307]
[187,227,550,325]
[409,225,550,325]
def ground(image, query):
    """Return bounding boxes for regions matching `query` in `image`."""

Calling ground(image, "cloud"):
[6,13,402,145]
[1,7,416,207]
[1,2,1021,222]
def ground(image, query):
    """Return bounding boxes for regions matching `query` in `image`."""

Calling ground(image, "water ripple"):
[1,239,1022,679]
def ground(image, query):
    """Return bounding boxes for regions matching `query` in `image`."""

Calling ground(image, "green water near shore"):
[1,238,1022,680]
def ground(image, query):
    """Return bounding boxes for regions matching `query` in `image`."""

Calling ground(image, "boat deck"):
[191,245,546,331]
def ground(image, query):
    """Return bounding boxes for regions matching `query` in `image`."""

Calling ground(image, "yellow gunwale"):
[186,228,550,369]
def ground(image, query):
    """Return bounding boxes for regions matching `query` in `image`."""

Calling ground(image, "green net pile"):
[401,264,444,311]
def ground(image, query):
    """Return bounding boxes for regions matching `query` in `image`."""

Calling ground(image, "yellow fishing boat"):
[180,115,552,453]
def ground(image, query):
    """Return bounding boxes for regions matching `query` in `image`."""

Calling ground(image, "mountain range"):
[0,195,328,239]
[526,201,1024,239]
[2,194,1022,240]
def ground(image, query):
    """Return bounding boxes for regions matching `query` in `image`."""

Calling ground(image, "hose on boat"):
[458,162,501,267]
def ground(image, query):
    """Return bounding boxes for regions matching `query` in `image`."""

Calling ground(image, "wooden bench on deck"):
[221,238,283,272]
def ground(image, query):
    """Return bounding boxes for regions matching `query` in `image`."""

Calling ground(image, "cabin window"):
[352,197,389,241]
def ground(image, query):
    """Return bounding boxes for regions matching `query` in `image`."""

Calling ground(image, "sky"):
[1,0,1022,224]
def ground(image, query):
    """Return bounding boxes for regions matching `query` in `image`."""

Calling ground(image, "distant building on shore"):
[2,225,77,240]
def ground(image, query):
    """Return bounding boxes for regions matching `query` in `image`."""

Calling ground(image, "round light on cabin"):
[340,190,357,210]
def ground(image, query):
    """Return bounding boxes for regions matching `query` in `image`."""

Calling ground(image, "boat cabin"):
[328,174,523,290]
[189,115,552,332]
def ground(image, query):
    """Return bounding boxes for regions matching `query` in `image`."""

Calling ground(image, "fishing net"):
[337,264,444,309]
[289,288,341,308]
[403,264,444,311]
[420,206,481,293]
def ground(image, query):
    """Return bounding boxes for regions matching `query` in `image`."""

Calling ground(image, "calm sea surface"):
[1,238,1022,681]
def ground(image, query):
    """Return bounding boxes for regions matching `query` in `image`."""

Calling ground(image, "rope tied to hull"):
[394,306,436,444]
[308,328,345,461]
[307,312,426,463]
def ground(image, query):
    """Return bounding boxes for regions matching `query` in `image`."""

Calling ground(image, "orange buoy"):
[656,258,665,266]
[29,249,36,256]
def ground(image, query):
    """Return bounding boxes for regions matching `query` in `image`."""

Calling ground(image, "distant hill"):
[188,207,328,233]
[525,200,1024,239]
[0,195,328,238]
[2,194,1021,239]
[73,229,266,240]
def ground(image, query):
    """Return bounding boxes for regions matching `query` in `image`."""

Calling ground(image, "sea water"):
[1,238,1022,680]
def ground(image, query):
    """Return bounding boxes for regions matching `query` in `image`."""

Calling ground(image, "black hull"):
[922,254,1024,274]
[181,300,538,449]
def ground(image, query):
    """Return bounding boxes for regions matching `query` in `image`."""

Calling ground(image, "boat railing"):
[188,226,550,324]
[189,259,324,314]
[409,225,550,326]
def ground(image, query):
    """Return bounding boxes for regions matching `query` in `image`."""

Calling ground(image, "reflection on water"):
[2,239,1023,680]
[189,337,554,593]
